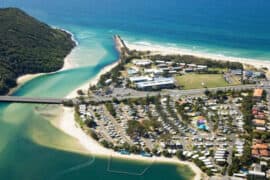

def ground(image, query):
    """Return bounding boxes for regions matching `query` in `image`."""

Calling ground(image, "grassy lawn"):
[124,62,134,69]
[208,67,227,73]
[175,74,231,90]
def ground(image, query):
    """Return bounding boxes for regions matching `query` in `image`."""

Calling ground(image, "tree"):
[176,150,186,160]
[152,148,158,155]
[105,102,116,117]
[85,119,96,128]
[89,130,99,140]
[144,147,151,153]
[162,150,171,157]
[228,157,240,176]
[100,140,113,148]
[112,97,119,104]
[77,89,84,95]
[126,120,147,137]
[130,145,141,154]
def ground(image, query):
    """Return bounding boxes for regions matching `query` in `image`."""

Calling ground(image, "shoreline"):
[59,106,203,180]
[125,40,270,70]
[57,35,204,180]
[59,28,79,46]
[8,28,77,95]
[59,107,203,180]
[66,35,124,98]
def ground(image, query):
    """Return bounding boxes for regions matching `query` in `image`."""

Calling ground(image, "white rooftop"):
[136,77,175,88]
[129,76,152,82]
[133,59,152,66]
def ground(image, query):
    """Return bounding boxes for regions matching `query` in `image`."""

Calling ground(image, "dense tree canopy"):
[0,8,75,94]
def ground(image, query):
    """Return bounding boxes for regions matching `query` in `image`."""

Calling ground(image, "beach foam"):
[125,40,270,71]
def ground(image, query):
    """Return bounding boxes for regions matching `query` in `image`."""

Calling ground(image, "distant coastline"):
[125,40,270,72]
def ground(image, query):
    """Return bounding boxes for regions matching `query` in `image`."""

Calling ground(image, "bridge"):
[90,84,264,102]
[0,96,68,104]
[0,84,268,104]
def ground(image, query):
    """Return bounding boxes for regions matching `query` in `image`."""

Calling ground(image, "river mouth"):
[0,25,194,179]
[3,0,269,178]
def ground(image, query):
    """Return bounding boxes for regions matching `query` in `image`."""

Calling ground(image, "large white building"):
[135,77,175,90]
[129,76,152,83]
[132,59,152,66]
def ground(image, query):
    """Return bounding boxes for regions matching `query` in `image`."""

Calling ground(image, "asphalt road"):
[1,81,268,104]
[90,83,264,102]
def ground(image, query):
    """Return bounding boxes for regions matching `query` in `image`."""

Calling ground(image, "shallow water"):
[1,0,269,179]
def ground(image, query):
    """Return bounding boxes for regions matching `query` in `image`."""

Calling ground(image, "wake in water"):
[50,155,96,180]
[106,155,155,176]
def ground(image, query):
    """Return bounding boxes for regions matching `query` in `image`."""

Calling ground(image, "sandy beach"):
[59,107,203,180]
[125,40,270,70]
[57,36,205,180]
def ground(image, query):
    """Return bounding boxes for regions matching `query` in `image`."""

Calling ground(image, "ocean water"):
[0,0,270,179]
[2,0,270,59]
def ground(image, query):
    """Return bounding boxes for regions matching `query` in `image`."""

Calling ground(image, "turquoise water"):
[1,0,270,179]
[0,40,193,179]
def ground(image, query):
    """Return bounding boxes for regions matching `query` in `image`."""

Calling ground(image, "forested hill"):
[0,8,75,94]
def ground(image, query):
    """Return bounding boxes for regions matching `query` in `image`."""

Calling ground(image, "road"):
[90,84,265,102]
[0,82,268,104]
[0,96,67,104]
